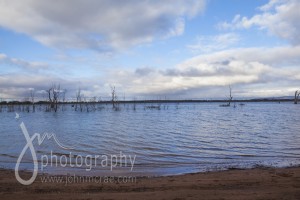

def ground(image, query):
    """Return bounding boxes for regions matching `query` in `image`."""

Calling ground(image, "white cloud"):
[187,33,240,53]
[0,53,48,70]
[217,0,300,45]
[0,0,205,51]
[258,0,285,12]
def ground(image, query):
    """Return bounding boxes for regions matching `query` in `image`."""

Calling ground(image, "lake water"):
[0,102,300,176]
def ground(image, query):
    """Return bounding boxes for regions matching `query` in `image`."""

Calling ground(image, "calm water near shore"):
[0,102,299,176]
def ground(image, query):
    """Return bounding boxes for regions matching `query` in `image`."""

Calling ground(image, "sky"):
[0,0,300,101]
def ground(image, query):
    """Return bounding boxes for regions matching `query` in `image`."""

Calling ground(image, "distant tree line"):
[0,84,299,113]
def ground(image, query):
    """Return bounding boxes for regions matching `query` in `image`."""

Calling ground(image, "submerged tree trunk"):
[228,85,233,106]
[111,85,119,110]
[46,84,61,112]
[30,89,35,112]
[219,85,233,107]
[295,90,300,104]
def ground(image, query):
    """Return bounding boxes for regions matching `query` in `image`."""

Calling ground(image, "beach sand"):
[0,167,300,200]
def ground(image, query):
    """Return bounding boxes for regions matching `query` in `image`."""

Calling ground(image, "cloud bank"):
[3,45,299,100]
[0,0,205,51]
[108,46,300,97]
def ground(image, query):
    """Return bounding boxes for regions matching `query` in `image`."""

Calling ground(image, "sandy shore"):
[0,167,300,200]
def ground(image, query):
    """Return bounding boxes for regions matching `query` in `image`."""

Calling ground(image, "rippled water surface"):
[0,102,300,175]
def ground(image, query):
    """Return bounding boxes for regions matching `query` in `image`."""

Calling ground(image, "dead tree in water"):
[295,90,300,104]
[220,85,233,107]
[29,89,35,112]
[61,89,67,111]
[110,86,119,111]
[75,88,83,111]
[46,84,61,112]
[228,85,233,106]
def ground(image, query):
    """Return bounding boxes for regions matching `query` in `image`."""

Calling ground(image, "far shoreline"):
[0,98,295,105]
